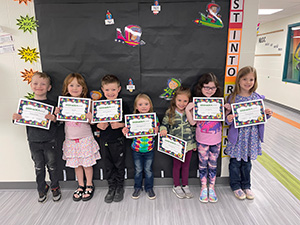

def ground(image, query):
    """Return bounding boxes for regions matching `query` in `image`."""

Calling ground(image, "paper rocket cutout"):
[115,25,145,47]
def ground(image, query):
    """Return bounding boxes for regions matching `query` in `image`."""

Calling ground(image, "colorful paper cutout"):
[152,0,161,15]
[193,1,224,29]
[159,78,181,100]
[115,25,145,47]
[14,0,32,5]
[21,68,38,84]
[126,78,135,92]
[18,46,39,63]
[90,90,102,100]
[105,10,114,25]
[16,15,38,33]
[25,92,34,99]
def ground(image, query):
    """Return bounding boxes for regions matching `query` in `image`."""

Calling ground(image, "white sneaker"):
[172,186,185,199]
[182,185,194,198]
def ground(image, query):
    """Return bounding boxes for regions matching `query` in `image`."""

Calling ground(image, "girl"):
[56,73,100,201]
[225,66,272,200]
[186,73,228,203]
[160,86,196,199]
[122,94,159,200]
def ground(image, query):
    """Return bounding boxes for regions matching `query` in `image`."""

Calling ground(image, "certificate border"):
[14,98,54,130]
[91,99,122,123]
[125,113,156,138]
[231,99,266,128]
[157,133,187,162]
[57,96,91,123]
[193,97,225,121]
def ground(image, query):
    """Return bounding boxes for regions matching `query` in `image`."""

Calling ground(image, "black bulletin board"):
[34,0,229,181]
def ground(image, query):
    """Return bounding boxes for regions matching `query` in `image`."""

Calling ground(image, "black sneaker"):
[104,187,116,203]
[131,188,142,199]
[38,184,49,203]
[52,187,61,202]
[113,186,124,202]
[146,188,156,200]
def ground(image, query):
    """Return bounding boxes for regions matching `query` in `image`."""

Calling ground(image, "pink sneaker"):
[243,189,255,200]
[233,189,246,200]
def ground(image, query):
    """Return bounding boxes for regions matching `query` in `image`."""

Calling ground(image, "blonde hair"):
[133,93,153,114]
[32,72,51,85]
[62,73,88,98]
[167,86,191,125]
[227,66,258,103]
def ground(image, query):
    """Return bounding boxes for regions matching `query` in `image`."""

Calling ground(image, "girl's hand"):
[154,126,159,134]
[12,113,22,120]
[86,112,92,121]
[224,103,231,112]
[97,122,109,130]
[110,122,125,129]
[54,107,61,116]
[227,114,234,123]
[122,127,129,135]
[160,130,167,136]
[185,102,194,112]
[265,108,273,116]
[45,113,56,122]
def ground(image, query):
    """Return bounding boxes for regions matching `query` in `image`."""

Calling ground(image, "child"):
[97,74,130,203]
[12,72,61,203]
[160,87,196,199]
[225,66,273,200]
[57,73,100,202]
[185,72,228,203]
[122,94,159,200]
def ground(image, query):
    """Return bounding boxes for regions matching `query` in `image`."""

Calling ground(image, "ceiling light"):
[258,9,283,15]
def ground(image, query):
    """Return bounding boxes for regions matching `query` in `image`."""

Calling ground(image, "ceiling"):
[258,0,300,24]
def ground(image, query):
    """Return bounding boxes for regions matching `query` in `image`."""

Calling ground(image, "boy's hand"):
[265,108,273,116]
[45,113,56,122]
[97,122,109,130]
[122,127,129,135]
[185,102,194,112]
[160,130,167,136]
[54,107,61,116]
[224,103,231,112]
[12,113,22,120]
[110,122,124,129]
[227,114,234,123]
[154,126,159,134]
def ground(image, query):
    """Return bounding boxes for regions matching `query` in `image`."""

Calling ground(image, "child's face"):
[101,82,121,100]
[68,78,83,97]
[175,94,189,113]
[169,80,178,90]
[202,81,217,97]
[30,75,51,99]
[211,6,217,13]
[239,72,255,93]
[136,98,151,113]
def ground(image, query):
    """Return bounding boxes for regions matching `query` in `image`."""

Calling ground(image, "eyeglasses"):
[202,86,217,91]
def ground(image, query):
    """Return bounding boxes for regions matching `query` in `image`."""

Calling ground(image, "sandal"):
[73,186,85,202]
[82,185,95,201]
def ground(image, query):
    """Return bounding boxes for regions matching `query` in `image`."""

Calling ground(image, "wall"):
[0,0,259,183]
[254,14,300,111]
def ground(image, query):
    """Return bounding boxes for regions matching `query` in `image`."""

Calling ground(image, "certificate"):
[193,97,224,121]
[14,99,54,130]
[157,134,187,162]
[57,96,91,123]
[91,99,122,123]
[125,113,157,138]
[231,99,266,128]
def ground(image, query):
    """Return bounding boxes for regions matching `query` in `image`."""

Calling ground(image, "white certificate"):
[193,97,224,121]
[92,99,122,123]
[125,113,157,138]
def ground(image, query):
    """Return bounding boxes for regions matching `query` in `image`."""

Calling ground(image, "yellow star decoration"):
[14,0,32,5]
[18,47,40,64]
[21,68,38,84]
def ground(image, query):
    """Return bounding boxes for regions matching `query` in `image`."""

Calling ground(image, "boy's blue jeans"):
[132,150,154,191]
[229,158,252,191]
[29,140,59,193]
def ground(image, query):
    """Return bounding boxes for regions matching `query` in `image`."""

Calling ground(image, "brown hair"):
[62,73,88,98]
[227,66,258,103]
[133,93,153,114]
[194,72,222,97]
[32,72,51,85]
[166,86,192,125]
[101,74,120,87]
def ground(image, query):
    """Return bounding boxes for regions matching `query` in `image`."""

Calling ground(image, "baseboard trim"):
[265,99,300,114]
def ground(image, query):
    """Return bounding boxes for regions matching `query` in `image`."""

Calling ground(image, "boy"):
[97,74,129,203]
[12,72,61,203]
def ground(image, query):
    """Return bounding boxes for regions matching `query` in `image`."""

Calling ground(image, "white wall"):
[254,14,300,111]
[0,0,259,183]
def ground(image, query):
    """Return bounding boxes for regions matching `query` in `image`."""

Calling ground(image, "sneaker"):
[38,184,49,203]
[234,189,246,200]
[182,185,193,199]
[199,188,208,203]
[208,188,218,203]
[52,187,61,202]
[172,186,185,199]
[113,186,124,202]
[146,188,156,200]
[243,189,255,200]
[132,188,142,199]
[104,187,115,203]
